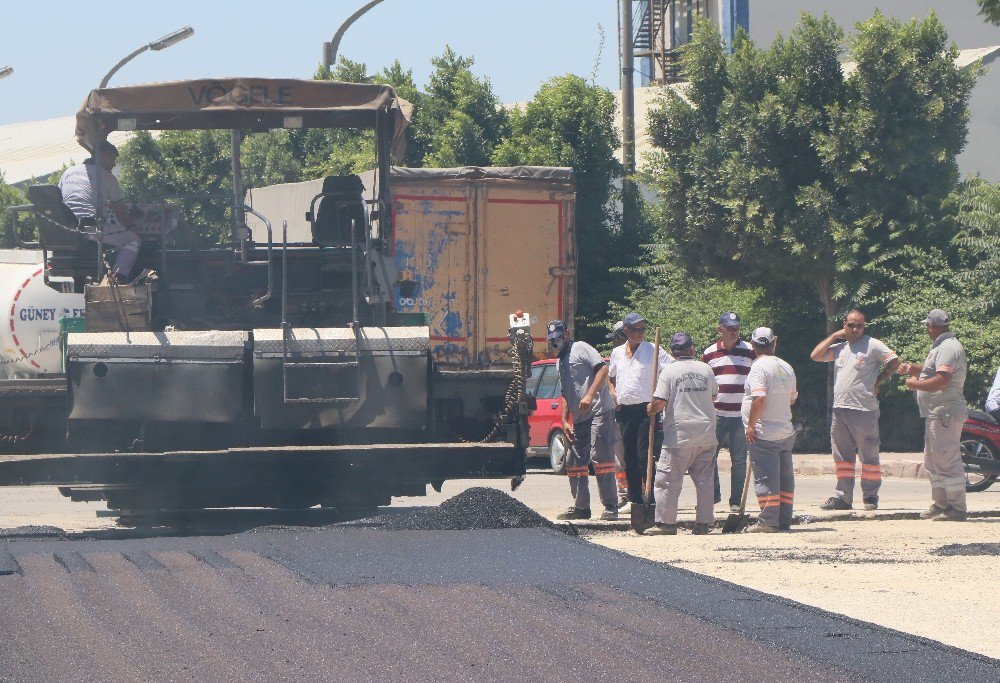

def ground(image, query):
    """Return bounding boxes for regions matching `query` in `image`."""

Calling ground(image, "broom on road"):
[630,327,660,534]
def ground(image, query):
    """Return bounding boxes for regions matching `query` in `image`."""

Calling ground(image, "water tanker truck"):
[0,78,576,516]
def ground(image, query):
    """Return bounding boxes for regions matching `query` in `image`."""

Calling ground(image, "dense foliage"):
[639,12,992,449]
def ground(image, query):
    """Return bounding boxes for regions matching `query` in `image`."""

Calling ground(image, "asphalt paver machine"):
[1,78,533,515]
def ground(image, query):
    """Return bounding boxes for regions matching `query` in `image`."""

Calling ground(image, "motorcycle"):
[962,409,1000,492]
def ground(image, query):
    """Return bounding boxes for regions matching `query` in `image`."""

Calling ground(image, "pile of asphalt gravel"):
[344,487,570,533]
[932,542,1000,556]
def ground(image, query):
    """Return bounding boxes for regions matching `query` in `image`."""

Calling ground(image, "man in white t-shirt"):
[608,312,672,507]
[58,140,141,282]
[810,310,899,511]
[742,327,798,533]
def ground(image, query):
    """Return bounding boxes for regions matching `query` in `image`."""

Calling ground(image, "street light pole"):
[620,0,636,230]
[323,0,387,71]
[99,25,194,89]
[0,66,12,81]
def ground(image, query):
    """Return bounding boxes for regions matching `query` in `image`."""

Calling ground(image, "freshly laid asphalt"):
[0,524,998,682]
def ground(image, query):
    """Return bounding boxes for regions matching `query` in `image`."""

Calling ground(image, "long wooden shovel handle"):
[738,455,754,513]
[644,328,661,503]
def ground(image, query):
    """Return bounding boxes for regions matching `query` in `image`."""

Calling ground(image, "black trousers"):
[617,403,661,503]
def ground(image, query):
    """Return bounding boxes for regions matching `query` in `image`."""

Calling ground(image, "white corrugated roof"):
[0,116,142,185]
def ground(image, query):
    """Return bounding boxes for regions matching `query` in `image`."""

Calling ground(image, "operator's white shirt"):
[609,341,672,405]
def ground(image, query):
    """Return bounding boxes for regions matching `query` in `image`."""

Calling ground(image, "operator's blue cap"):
[719,312,740,327]
[546,320,567,341]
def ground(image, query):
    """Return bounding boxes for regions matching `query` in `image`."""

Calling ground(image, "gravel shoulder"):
[587,516,1000,659]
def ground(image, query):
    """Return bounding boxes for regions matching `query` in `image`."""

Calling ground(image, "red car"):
[526,359,567,469]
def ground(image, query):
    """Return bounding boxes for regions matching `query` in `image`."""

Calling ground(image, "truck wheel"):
[549,430,569,475]
[963,436,999,492]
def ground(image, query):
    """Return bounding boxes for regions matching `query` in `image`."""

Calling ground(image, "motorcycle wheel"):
[962,436,1000,492]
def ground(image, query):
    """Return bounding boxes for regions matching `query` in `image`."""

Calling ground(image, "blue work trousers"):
[713,415,748,507]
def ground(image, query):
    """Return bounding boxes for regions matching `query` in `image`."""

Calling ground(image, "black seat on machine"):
[309,175,366,247]
[27,184,100,287]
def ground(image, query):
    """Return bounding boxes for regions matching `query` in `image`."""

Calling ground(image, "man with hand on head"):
[899,310,969,522]
[811,310,899,511]
[547,320,619,521]
[743,327,798,533]
[702,312,755,512]
[609,313,672,508]
[646,333,718,536]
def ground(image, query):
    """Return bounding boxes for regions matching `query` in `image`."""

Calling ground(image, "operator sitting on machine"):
[58,140,141,284]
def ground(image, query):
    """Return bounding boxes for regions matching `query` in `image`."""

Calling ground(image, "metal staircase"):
[633,0,708,84]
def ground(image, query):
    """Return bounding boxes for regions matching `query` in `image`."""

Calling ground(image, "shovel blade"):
[630,501,655,534]
[721,512,751,534]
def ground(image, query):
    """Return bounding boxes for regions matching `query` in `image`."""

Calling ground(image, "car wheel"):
[962,436,1000,492]
[549,430,569,475]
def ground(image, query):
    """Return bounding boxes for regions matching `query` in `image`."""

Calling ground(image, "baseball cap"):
[606,320,625,340]
[718,312,740,327]
[546,320,567,341]
[669,332,694,351]
[922,309,950,326]
[751,327,774,345]
[623,312,646,328]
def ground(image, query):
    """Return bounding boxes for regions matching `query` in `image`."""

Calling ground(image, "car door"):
[530,364,563,448]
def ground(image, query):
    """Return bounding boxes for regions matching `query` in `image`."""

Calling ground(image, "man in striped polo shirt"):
[702,312,756,512]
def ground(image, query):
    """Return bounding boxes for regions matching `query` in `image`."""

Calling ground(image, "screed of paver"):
[587,517,1000,659]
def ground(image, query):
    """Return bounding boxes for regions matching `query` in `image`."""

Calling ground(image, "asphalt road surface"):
[2,519,1000,681]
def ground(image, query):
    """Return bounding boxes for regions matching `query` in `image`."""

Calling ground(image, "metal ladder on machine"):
[279,217,363,405]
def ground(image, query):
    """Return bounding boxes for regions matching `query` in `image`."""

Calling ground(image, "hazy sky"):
[3,2,999,178]
[0,1,621,125]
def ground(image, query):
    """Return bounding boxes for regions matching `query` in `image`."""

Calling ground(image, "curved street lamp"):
[0,66,12,81]
[323,0,387,70]
[99,25,194,89]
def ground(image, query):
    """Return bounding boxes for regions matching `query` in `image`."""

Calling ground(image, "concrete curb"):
[717,455,929,480]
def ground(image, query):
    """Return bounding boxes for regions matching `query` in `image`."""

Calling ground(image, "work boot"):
[617,494,630,510]
[600,507,618,521]
[692,523,711,535]
[743,523,779,533]
[556,507,591,520]
[729,504,742,513]
[920,504,947,520]
[863,497,878,511]
[819,496,852,511]
[932,507,967,522]
[645,523,677,536]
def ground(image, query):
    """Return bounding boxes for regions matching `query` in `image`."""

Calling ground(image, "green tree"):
[978,0,1000,25]
[419,47,508,168]
[647,12,977,329]
[120,130,233,244]
[0,174,26,249]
